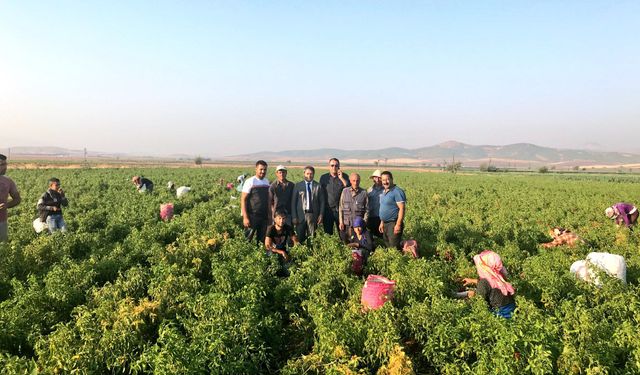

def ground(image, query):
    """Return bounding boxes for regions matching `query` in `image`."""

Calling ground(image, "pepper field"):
[1,167,639,374]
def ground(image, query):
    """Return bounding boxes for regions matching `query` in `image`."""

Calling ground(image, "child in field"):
[542,227,583,248]
[605,203,638,229]
[37,177,69,233]
[461,250,516,319]
[265,210,299,262]
[346,217,374,275]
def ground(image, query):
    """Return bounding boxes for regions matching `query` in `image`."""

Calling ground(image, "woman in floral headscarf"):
[462,250,516,319]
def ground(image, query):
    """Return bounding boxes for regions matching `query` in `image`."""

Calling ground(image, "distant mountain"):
[7,143,640,167]
[228,141,640,167]
[5,147,137,159]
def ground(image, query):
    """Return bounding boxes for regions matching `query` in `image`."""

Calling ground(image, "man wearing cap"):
[338,173,368,242]
[378,171,407,250]
[319,158,350,237]
[291,166,325,243]
[367,169,384,238]
[0,154,21,242]
[269,165,294,226]
[605,202,638,229]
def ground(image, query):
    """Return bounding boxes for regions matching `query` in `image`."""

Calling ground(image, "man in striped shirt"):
[241,160,271,244]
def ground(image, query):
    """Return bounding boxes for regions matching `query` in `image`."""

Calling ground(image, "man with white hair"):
[605,202,638,228]
[338,173,368,242]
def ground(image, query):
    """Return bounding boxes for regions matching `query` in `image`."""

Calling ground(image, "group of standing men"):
[240,158,407,251]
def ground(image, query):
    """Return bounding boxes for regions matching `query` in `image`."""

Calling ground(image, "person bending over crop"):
[37,177,68,234]
[462,250,516,319]
[542,227,583,248]
[132,176,154,193]
[347,217,374,275]
[570,252,626,286]
[265,210,299,262]
[605,202,638,229]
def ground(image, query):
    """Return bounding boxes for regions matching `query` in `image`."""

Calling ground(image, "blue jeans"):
[493,302,516,319]
[46,214,67,233]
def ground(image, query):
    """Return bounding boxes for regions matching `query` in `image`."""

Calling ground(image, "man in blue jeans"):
[37,177,69,233]
[378,171,406,250]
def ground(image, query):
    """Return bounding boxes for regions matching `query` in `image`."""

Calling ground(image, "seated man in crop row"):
[265,210,299,261]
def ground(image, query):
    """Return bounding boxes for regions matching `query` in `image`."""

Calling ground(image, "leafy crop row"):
[1,168,639,374]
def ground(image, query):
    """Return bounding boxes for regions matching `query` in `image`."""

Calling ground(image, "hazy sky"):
[1,1,639,157]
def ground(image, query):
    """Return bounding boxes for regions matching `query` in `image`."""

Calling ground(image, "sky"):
[1,1,639,157]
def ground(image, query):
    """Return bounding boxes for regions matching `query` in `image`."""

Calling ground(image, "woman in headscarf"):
[462,250,516,319]
[605,202,638,229]
[347,217,374,275]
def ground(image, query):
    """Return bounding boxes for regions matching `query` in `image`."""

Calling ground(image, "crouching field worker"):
[462,250,516,319]
[132,176,154,193]
[605,202,638,229]
[570,252,626,286]
[265,210,299,262]
[37,178,68,234]
[346,217,374,275]
[542,227,583,248]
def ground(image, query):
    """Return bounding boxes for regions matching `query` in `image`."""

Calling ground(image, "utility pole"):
[83,147,90,169]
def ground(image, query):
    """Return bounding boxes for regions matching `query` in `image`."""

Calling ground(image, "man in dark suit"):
[291,166,325,244]
[319,158,349,238]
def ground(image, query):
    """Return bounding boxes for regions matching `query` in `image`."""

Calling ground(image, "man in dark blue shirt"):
[378,171,406,250]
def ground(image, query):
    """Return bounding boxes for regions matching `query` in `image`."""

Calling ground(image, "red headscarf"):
[473,250,515,296]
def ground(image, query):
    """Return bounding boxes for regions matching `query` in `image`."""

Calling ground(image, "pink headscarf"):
[473,250,515,296]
